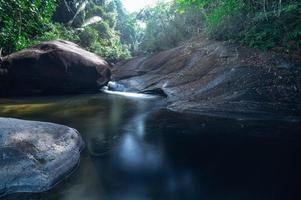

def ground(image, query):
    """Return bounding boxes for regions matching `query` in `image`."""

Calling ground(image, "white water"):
[101,88,157,99]
[101,82,157,99]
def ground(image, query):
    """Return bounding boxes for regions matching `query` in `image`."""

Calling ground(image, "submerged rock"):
[0,118,84,195]
[0,40,111,97]
[113,38,301,119]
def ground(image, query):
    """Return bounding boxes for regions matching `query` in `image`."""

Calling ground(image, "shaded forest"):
[1,0,300,62]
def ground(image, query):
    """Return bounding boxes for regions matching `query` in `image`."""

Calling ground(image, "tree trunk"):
[278,0,282,17]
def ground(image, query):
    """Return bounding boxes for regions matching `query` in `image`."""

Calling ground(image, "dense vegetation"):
[1,0,300,61]
[176,0,301,53]
[0,0,57,54]
[0,0,133,62]
[138,0,301,54]
[136,2,201,53]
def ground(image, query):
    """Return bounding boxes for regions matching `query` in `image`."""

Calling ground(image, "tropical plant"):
[0,0,57,54]
[137,1,201,53]
[176,0,301,52]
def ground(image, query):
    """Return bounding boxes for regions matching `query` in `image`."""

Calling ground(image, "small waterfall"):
[107,81,126,92]
[101,81,157,99]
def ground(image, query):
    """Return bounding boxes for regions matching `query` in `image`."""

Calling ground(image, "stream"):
[0,91,301,200]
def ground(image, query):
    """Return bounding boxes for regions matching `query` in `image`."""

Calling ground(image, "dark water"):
[0,93,301,200]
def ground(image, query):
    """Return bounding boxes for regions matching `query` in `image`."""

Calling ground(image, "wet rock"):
[113,38,301,119]
[0,118,84,195]
[0,40,111,97]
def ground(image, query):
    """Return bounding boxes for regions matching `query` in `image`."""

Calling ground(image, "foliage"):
[1,0,299,60]
[30,23,80,45]
[0,0,57,54]
[79,25,131,62]
[137,1,201,53]
[113,0,143,54]
[0,0,132,62]
[82,0,131,62]
[242,2,301,51]
[176,0,301,52]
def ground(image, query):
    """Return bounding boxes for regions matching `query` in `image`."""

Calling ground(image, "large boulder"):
[0,40,111,97]
[0,118,84,195]
[113,38,301,119]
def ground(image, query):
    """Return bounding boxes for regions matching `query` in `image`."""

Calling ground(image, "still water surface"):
[0,93,301,200]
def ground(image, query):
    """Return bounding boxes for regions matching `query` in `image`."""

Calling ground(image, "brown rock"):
[0,40,111,97]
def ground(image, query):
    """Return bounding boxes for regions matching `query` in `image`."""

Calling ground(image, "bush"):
[78,26,99,48]
[176,0,301,53]
[0,0,133,63]
[91,38,131,63]
[30,23,80,45]
[0,0,56,55]
[242,2,301,52]
[138,1,202,53]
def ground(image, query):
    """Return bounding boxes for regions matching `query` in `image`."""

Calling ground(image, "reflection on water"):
[1,93,301,200]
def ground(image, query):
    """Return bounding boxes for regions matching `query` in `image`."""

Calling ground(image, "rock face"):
[113,38,301,119]
[0,118,84,195]
[0,40,111,97]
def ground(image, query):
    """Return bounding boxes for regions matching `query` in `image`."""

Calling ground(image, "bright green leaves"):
[0,0,131,62]
[176,0,244,35]
[70,0,131,62]
[30,23,79,46]
[175,0,301,53]
[203,0,243,35]
[0,0,57,54]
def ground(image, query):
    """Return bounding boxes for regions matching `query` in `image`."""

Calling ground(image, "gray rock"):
[0,118,84,195]
[113,38,301,119]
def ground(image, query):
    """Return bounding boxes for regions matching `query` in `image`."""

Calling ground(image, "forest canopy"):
[0,0,300,62]
[0,0,134,62]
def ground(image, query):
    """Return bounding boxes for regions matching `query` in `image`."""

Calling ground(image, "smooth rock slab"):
[0,118,84,195]
[113,38,301,119]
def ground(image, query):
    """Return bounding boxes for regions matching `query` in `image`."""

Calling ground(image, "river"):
[0,92,301,200]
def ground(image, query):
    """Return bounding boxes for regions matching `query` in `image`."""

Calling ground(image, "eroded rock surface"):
[113,38,301,119]
[0,118,84,195]
[0,40,111,97]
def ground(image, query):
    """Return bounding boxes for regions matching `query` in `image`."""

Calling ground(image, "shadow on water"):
[0,93,301,200]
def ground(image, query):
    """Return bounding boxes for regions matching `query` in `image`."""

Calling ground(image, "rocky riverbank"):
[113,38,301,119]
